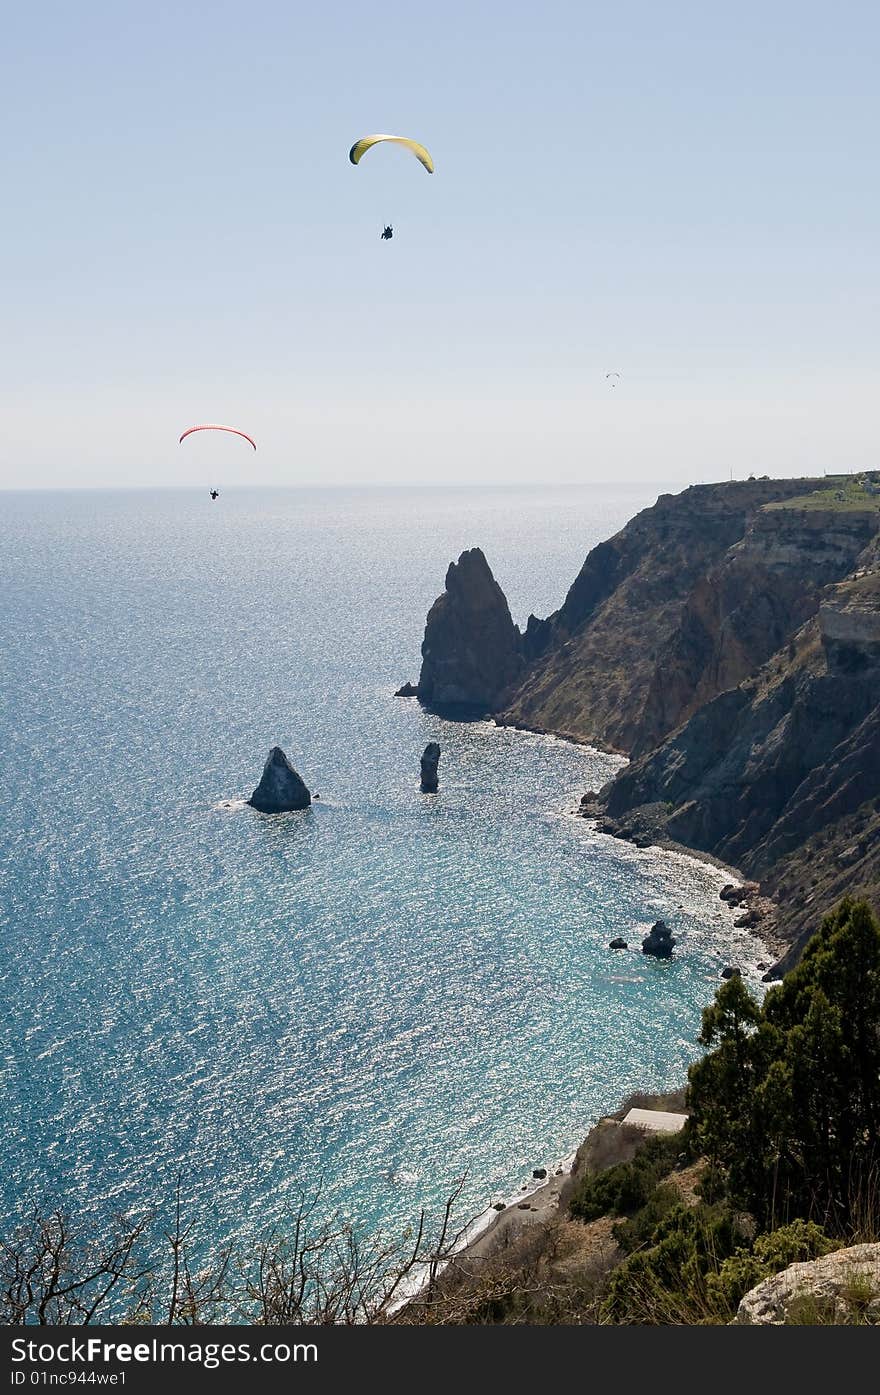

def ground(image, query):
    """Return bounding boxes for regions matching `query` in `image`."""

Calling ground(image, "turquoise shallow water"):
[0,486,761,1256]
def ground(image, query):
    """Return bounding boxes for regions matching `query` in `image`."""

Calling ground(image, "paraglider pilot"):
[209,489,220,501]
[380,225,393,240]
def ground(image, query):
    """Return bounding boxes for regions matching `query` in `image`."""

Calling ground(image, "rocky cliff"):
[416,548,523,711]
[592,508,880,970]
[413,477,880,969]
[499,478,874,754]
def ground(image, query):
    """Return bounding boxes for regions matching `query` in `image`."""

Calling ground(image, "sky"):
[1,0,878,490]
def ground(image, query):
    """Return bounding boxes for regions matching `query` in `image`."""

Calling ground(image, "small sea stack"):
[420,742,441,793]
[395,681,418,697]
[641,920,676,958]
[248,746,311,813]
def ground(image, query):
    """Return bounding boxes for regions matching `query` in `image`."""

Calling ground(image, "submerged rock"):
[420,742,441,793]
[417,548,523,711]
[609,937,628,950]
[248,746,311,813]
[721,965,742,979]
[641,920,677,958]
[532,1168,547,1180]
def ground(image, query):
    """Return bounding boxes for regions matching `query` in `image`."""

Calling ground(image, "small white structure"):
[621,1108,688,1134]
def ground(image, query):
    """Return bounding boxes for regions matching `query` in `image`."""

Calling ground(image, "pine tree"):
[687,898,880,1232]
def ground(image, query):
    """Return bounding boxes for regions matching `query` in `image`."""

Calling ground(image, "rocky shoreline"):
[575,792,787,976]
[441,780,778,1283]
[440,1090,689,1280]
[402,475,880,976]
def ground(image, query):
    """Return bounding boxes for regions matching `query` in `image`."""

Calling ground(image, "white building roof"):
[621,1108,689,1134]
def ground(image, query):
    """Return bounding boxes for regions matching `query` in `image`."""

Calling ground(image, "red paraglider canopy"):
[179,424,257,451]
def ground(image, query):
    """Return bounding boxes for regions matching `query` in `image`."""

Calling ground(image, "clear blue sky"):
[2,1,878,489]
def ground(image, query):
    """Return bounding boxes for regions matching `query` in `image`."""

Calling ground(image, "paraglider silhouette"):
[179,424,257,451]
[349,134,434,173]
[605,372,621,388]
[350,135,432,242]
[209,489,220,501]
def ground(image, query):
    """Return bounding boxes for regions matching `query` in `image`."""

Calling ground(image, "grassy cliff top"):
[763,475,880,513]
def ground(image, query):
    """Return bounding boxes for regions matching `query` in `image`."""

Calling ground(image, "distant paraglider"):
[178,424,257,451]
[349,134,434,174]
[209,488,220,501]
[351,135,433,242]
[605,372,621,388]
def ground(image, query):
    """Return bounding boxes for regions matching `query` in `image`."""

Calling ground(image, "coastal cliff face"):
[599,627,880,963]
[416,478,880,969]
[417,548,523,711]
[632,502,880,755]
[523,484,879,970]
[498,477,829,753]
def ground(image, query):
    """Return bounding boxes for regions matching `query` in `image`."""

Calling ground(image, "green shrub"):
[687,899,880,1233]
[569,1131,684,1222]
[601,1202,747,1324]
[708,1219,837,1308]
[753,1218,837,1269]
[706,1250,766,1309]
[612,1183,681,1255]
[695,1161,727,1204]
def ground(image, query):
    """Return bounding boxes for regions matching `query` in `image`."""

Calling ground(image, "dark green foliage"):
[687,898,880,1232]
[694,1160,727,1205]
[595,899,878,1324]
[707,1219,837,1309]
[751,1217,836,1270]
[602,1202,748,1324]
[611,1182,680,1254]
[568,1131,684,1222]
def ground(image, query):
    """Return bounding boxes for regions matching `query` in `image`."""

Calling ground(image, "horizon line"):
[0,472,841,496]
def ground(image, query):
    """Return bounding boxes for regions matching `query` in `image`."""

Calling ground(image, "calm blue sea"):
[0,486,760,1259]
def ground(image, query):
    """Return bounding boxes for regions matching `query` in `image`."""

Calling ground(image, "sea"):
[0,485,762,1264]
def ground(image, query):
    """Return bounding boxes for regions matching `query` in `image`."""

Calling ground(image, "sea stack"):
[641,920,676,958]
[420,742,441,793]
[248,746,311,813]
[416,548,523,711]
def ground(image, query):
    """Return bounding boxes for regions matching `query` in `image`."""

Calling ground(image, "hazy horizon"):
[3,1,878,491]
[0,468,854,495]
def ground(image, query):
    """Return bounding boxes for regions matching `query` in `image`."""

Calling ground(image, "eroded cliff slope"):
[499,477,874,754]
[598,540,880,969]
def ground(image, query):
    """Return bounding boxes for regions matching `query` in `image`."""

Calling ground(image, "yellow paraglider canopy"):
[349,134,434,173]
